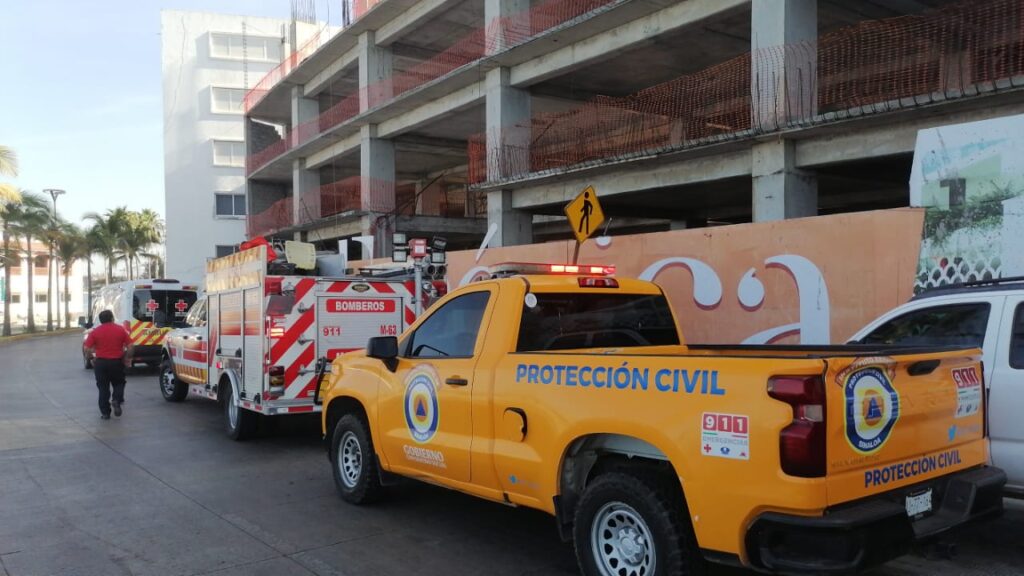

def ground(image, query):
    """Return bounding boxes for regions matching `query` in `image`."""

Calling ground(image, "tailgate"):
[825,350,987,505]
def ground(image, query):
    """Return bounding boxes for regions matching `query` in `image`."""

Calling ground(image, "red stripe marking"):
[183,350,206,362]
[285,343,315,391]
[294,278,316,303]
[405,306,416,326]
[270,307,314,364]
[326,281,351,293]
[289,405,315,413]
[373,282,395,294]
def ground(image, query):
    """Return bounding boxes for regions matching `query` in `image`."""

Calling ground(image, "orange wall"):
[446,208,925,344]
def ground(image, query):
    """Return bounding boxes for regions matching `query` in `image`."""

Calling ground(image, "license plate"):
[905,489,933,518]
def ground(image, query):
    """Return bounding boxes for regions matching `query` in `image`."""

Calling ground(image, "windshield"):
[132,290,199,328]
[517,293,680,352]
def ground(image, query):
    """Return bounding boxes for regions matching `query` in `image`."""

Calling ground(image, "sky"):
[0,0,337,226]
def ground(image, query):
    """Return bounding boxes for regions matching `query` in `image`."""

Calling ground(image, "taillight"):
[578,277,619,288]
[269,365,285,387]
[768,375,826,478]
[267,315,285,338]
[265,277,283,295]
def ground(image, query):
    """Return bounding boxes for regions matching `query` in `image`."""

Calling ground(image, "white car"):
[850,277,1024,496]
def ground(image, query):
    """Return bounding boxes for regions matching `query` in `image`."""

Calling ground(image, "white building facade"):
[161,10,291,283]
[1,241,87,328]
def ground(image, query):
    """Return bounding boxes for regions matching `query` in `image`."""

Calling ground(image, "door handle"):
[445,377,469,386]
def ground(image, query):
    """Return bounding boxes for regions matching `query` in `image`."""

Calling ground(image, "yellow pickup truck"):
[316,263,1005,575]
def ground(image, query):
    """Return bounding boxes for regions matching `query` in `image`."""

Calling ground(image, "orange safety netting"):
[247,196,293,238]
[470,0,1024,184]
[246,0,617,175]
[243,27,335,113]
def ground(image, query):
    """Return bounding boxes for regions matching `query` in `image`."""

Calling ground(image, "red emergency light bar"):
[489,262,616,278]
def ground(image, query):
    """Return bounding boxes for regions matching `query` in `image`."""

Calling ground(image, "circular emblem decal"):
[844,367,900,454]
[404,366,440,444]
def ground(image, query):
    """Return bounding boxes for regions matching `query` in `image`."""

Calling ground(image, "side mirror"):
[367,336,399,372]
[83,321,94,329]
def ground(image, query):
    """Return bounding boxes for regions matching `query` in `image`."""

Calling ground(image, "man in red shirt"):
[83,310,134,420]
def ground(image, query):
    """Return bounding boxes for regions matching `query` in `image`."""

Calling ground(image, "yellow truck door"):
[377,287,496,484]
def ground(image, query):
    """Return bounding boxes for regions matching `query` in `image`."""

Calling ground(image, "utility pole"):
[43,189,65,329]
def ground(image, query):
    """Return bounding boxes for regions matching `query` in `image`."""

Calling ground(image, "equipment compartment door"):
[317,295,404,360]
[242,288,263,397]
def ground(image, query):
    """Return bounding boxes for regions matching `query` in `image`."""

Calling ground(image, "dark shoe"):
[101,414,111,420]
[112,402,122,417]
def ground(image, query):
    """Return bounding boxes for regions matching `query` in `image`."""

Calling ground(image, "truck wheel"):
[330,414,384,504]
[573,472,701,576]
[223,384,257,441]
[159,358,188,402]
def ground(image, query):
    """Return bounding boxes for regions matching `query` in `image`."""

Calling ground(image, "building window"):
[10,293,20,304]
[209,33,281,62]
[33,255,48,274]
[215,245,240,258]
[212,140,245,167]
[215,193,247,217]
[34,293,47,304]
[211,87,246,114]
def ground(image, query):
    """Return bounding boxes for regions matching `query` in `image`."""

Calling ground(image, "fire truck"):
[160,244,437,440]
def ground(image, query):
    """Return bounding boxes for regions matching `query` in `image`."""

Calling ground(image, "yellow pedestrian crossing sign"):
[565,185,604,244]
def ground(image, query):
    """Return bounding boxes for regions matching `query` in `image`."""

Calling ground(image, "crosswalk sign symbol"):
[564,185,605,243]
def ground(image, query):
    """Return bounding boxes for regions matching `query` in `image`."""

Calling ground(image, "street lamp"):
[42,189,65,329]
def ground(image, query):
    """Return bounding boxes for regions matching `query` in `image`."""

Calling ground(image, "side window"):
[1010,304,1024,369]
[405,291,490,358]
[861,303,991,348]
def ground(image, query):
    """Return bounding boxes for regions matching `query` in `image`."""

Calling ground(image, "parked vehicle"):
[160,245,437,440]
[317,263,1005,575]
[851,276,1024,496]
[83,279,199,369]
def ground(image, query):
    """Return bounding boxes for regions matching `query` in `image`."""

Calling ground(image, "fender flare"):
[218,369,243,405]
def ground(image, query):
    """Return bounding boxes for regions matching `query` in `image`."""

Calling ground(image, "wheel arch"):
[325,395,369,439]
[554,433,684,541]
[217,370,241,404]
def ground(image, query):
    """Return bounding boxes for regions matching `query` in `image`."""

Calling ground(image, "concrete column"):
[485,67,531,182]
[487,189,533,247]
[751,0,817,129]
[291,87,321,229]
[358,31,392,112]
[751,140,817,222]
[360,124,395,258]
[485,0,530,55]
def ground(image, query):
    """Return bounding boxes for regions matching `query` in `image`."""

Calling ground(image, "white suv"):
[851,278,1024,496]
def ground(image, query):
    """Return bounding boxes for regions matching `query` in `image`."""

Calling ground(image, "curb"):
[0,328,82,346]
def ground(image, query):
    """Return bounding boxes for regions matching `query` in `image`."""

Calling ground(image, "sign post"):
[564,185,605,264]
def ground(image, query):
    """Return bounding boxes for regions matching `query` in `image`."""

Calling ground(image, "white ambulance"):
[83,279,200,369]
[160,245,431,440]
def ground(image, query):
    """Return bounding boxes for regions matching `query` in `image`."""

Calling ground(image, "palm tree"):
[83,224,107,324]
[0,146,19,205]
[1,186,25,336]
[54,224,86,329]
[83,211,120,283]
[6,192,49,332]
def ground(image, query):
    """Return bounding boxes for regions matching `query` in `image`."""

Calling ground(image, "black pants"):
[94,358,126,416]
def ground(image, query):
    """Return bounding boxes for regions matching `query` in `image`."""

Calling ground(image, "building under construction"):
[244,0,1024,257]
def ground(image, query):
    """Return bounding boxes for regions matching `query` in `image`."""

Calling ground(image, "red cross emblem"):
[703,444,712,453]
[174,299,189,313]
[146,299,159,312]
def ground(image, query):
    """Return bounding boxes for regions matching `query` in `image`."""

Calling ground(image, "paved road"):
[0,333,1022,576]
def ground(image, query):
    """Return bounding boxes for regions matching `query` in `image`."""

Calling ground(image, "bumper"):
[131,345,163,363]
[745,466,1006,574]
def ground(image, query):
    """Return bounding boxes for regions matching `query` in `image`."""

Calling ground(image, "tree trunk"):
[46,244,53,331]
[2,224,10,337]
[106,256,112,284]
[64,266,70,329]
[25,235,35,333]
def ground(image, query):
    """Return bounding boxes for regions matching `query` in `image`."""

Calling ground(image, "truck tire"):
[573,471,702,576]
[223,384,257,441]
[158,358,188,402]
[330,413,384,504]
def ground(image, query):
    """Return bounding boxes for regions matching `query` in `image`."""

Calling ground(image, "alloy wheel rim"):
[591,502,656,576]
[339,431,362,488]
[161,366,175,396]
[228,396,238,429]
